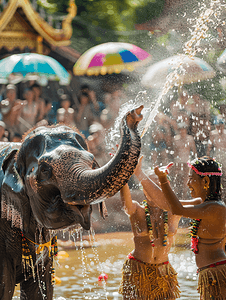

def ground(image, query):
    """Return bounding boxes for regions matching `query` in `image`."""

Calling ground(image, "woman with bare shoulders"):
[118,158,203,299]
[154,156,226,300]
[31,83,46,122]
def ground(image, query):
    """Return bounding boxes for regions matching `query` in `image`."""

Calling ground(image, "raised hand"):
[154,162,173,184]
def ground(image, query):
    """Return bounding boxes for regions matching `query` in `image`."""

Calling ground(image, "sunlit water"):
[105,0,226,151]
[13,232,199,300]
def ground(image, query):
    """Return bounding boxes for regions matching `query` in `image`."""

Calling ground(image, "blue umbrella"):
[216,49,226,73]
[0,53,71,85]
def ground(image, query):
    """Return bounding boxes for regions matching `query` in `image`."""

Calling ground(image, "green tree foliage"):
[45,0,164,29]
[40,0,165,52]
[134,0,164,24]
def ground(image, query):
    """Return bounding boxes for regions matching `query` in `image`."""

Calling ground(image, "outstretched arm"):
[134,156,171,211]
[154,167,217,220]
[134,157,203,212]
[120,184,137,216]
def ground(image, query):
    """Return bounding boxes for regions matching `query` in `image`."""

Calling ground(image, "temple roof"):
[0,0,77,49]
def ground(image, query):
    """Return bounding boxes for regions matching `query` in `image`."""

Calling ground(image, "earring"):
[204,185,209,190]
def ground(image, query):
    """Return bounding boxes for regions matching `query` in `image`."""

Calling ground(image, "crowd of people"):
[1,82,226,200]
[0,82,124,166]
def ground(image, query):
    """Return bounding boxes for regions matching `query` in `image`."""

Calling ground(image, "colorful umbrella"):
[216,49,226,72]
[73,42,151,76]
[0,53,71,85]
[141,55,216,88]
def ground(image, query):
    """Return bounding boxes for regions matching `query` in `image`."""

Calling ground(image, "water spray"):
[140,0,226,138]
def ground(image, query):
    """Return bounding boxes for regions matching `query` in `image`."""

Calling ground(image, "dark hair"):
[80,92,89,98]
[31,83,41,89]
[81,84,90,90]
[190,156,222,201]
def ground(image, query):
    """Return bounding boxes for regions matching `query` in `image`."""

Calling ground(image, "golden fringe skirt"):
[198,263,226,299]
[119,255,180,299]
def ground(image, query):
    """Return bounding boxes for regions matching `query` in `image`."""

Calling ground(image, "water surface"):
[13,231,199,299]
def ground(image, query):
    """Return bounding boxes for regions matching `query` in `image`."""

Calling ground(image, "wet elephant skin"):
[0,105,143,299]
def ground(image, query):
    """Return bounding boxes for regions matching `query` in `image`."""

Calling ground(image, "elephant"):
[0,105,143,299]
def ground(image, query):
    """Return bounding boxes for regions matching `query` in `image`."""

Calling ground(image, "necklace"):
[189,219,201,254]
[143,200,168,247]
[163,211,168,246]
[189,194,219,254]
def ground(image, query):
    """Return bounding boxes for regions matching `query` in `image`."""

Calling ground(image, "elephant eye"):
[39,164,52,181]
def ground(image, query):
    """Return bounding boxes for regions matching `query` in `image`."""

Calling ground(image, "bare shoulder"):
[204,201,226,213]
[129,201,146,219]
[126,200,143,216]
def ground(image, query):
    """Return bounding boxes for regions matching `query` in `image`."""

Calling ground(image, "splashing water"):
[140,0,226,137]
[89,227,108,300]
[106,0,226,146]
[106,91,153,149]
[71,227,109,299]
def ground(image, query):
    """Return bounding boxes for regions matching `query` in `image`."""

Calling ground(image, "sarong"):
[198,260,226,299]
[119,254,180,299]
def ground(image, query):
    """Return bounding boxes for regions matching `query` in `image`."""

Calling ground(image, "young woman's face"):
[80,95,89,105]
[187,169,203,198]
[25,90,34,102]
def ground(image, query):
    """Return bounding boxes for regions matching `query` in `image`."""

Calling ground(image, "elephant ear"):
[1,135,45,233]
[16,134,46,177]
[1,148,31,233]
[2,149,18,174]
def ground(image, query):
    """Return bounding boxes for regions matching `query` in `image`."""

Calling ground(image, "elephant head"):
[1,106,143,232]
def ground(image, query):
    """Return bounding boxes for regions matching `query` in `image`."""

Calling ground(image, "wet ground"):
[13,230,199,299]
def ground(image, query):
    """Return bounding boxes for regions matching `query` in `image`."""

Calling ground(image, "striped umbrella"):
[141,55,216,88]
[0,53,71,85]
[73,42,151,76]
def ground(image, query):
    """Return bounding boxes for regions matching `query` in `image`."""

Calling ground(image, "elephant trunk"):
[64,106,142,205]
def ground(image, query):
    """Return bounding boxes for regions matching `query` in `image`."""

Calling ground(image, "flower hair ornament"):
[187,162,222,177]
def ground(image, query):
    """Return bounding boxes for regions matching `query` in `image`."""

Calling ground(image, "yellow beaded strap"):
[21,233,35,279]
[21,234,58,284]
